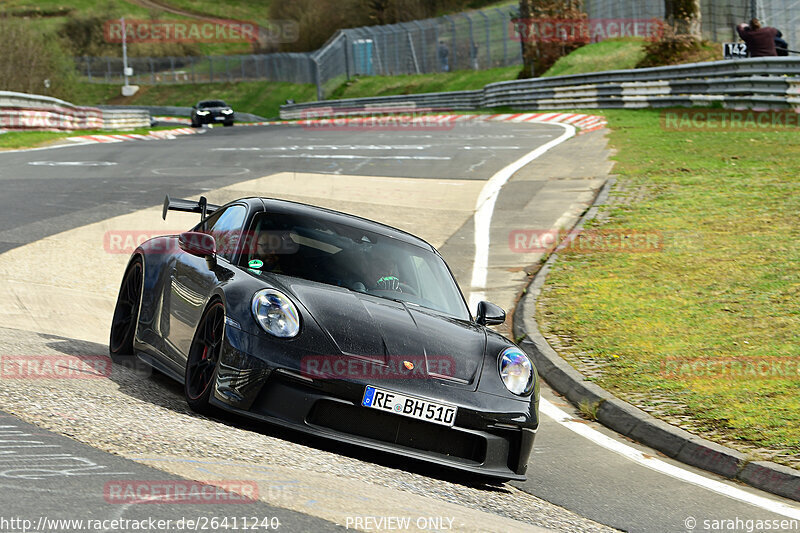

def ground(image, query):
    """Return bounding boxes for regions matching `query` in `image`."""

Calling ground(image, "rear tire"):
[109,257,143,362]
[184,301,225,415]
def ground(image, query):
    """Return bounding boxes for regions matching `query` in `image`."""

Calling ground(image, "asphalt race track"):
[0,123,798,532]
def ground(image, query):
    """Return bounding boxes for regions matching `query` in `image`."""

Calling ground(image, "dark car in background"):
[109,195,540,481]
[191,100,234,127]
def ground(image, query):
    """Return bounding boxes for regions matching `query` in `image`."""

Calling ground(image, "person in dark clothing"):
[775,32,789,56]
[737,18,779,57]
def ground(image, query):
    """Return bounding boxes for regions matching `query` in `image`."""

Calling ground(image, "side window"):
[202,205,247,261]
[412,255,446,305]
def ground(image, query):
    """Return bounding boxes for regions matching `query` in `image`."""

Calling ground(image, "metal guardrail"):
[0,91,151,131]
[96,105,268,123]
[100,109,151,130]
[281,58,800,118]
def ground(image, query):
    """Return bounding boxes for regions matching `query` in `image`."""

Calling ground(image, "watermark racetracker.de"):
[511,17,665,43]
[509,229,665,254]
[104,480,259,504]
[1,355,111,380]
[662,357,800,380]
[298,107,457,131]
[662,109,800,132]
[301,355,457,380]
[104,19,299,44]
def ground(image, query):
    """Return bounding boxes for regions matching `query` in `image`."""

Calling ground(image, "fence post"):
[495,8,508,66]
[393,25,401,73]
[412,21,427,73]
[209,56,214,82]
[313,57,323,100]
[170,56,176,83]
[343,32,351,80]
[463,13,476,70]
[106,57,111,83]
[443,15,457,70]
[478,10,490,69]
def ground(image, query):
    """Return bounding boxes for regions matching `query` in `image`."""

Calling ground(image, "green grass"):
[537,109,800,464]
[161,0,273,27]
[72,80,317,119]
[330,66,522,99]
[70,66,521,117]
[0,0,251,56]
[0,125,177,150]
[542,38,647,77]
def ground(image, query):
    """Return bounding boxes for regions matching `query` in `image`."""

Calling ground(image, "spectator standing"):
[736,18,779,57]
[438,41,450,72]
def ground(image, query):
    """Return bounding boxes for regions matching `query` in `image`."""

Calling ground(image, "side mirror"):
[476,301,505,326]
[179,232,216,269]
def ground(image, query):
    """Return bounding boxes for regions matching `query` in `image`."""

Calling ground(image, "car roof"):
[198,100,227,106]
[233,197,435,251]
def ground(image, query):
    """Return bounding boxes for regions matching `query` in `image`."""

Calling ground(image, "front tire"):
[109,257,143,361]
[223,121,233,127]
[184,300,225,415]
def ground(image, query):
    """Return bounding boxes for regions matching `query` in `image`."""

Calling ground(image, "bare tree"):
[0,19,76,99]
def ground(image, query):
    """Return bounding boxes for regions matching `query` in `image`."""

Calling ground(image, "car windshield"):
[199,101,227,108]
[242,211,470,320]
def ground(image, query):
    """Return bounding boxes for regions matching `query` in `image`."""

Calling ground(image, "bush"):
[0,18,77,100]
[636,26,701,68]
[61,14,200,58]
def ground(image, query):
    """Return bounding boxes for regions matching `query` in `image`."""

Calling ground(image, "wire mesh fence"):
[78,1,799,100]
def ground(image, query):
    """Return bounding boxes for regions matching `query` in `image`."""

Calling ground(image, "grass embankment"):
[0,125,177,150]
[72,67,520,118]
[0,0,255,55]
[542,38,647,77]
[537,109,800,466]
[329,66,521,99]
[542,37,719,77]
[72,81,318,119]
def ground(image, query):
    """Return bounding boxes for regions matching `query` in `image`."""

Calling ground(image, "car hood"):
[283,278,486,388]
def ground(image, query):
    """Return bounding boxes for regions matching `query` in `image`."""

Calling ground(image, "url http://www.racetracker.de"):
[0,515,282,532]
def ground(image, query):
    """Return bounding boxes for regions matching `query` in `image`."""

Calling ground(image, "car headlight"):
[221,108,233,114]
[251,289,300,338]
[498,347,534,396]
[196,110,210,115]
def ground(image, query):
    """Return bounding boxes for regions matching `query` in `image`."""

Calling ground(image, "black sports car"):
[110,196,540,481]
[190,100,234,127]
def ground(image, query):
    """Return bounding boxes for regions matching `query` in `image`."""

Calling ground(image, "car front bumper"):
[211,324,538,481]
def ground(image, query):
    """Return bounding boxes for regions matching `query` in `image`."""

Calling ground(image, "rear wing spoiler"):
[162,195,220,221]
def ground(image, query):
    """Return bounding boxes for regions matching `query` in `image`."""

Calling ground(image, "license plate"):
[214,116,225,121]
[361,385,457,427]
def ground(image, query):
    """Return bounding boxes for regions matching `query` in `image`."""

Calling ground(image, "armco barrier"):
[101,109,151,130]
[0,91,103,131]
[0,91,151,131]
[281,57,800,118]
[97,105,268,123]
